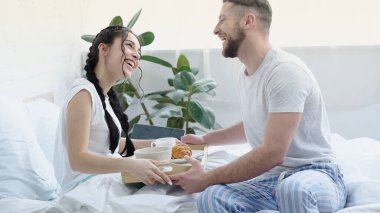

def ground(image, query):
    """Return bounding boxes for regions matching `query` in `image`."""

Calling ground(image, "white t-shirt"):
[239,47,334,172]
[54,78,122,194]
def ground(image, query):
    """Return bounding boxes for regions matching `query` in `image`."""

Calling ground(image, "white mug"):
[151,137,176,148]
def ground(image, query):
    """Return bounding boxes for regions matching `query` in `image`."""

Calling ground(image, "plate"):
[170,150,204,163]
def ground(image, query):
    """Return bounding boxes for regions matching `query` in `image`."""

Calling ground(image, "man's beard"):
[223,27,245,58]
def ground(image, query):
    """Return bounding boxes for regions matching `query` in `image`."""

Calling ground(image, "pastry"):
[171,144,192,159]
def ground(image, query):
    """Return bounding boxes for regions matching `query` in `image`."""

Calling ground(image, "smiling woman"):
[53,25,173,194]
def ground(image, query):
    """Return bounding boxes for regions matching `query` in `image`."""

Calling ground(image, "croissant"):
[171,144,192,159]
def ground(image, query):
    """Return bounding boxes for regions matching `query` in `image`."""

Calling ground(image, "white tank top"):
[54,78,121,194]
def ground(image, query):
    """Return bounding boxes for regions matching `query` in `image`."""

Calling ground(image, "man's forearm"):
[204,121,246,146]
[205,145,282,185]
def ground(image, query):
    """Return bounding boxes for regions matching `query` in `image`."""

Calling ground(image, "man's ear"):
[98,43,109,57]
[243,13,256,30]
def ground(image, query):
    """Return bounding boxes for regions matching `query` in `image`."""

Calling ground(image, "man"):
[169,0,347,212]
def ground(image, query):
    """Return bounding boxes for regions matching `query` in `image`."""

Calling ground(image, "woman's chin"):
[122,70,133,79]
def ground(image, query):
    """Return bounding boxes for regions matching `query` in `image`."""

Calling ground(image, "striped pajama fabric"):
[197,163,346,213]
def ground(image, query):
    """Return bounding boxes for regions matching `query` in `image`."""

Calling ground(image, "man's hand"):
[181,134,205,145]
[169,156,209,194]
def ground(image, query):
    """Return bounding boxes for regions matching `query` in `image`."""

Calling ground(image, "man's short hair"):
[223,0,272,30]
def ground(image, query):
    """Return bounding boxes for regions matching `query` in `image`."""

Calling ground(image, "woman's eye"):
[124,43,133,48]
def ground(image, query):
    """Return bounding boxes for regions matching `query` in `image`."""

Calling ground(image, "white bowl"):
[134,147,172,161]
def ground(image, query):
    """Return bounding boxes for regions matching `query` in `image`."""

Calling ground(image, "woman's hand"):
[127,158,172,186]
[181,134,205,145]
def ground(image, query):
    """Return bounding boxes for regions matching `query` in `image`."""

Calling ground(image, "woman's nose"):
[132,51,140,60]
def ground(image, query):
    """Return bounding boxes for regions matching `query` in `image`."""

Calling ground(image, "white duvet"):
[1,134,380,213]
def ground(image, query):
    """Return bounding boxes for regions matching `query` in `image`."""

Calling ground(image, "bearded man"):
[169,0,347,212]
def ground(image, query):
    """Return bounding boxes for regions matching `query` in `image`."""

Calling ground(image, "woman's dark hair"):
[84,26,137,157]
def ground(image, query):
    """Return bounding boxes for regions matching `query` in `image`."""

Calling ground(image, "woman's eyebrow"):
[125,40,137,46]
[125,40,141,56]
[125,40,140,49]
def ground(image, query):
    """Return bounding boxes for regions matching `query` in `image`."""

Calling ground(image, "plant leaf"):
[191,68,199,76]
[212,121,223,130]
[109,16,123,26]
[113,82,136,98]
[171,90,189,104]
[81,34,95,43]
[152,103,173,110]
[192,78,217,94]
[167,117,183,129]
[128,115,141,133]
[147,95,176,104]
[140,55,173,68]
[186,127,196,134]
[189,100,215,129]
[177,54,190,70]
[172,68,179,75]
[123,94,137,105]
[174,71,196,91]
[145,89,175,97]
[206,90,216,97]
[116,92,128,110]
[126,9,142,29]
[147,105,182,120]
[168,79,174,87]
[138,31,155,47]
[178,65,191,72]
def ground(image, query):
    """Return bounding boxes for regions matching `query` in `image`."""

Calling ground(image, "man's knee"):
[277,182,315,201]
[276,179,318,212]
[197,185,245,213]
[197,185,223,212]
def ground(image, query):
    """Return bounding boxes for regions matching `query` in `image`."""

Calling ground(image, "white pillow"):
[345,180,380,207]
[330,133,380,207]
[25,99,60,164]
[0,97,58,200]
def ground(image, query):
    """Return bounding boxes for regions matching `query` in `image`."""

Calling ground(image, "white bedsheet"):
[1,134,380,213]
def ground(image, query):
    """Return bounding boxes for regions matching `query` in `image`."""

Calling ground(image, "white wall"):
[80,0,380,50]
[2,0,379,99]
[0,0,84,100]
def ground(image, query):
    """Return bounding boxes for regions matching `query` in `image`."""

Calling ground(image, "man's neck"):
[238,35,271,76]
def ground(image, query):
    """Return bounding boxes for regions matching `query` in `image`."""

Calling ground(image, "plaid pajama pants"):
[197,163,347,213]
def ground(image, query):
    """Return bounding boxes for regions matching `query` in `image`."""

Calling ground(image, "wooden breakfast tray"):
[121,145,208,184]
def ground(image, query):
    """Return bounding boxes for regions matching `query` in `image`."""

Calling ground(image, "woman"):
[54,26,171,194]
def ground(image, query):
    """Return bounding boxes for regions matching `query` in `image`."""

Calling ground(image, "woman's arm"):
[67,90,129,173]
[118,138,152,155]
[66,90,171,185]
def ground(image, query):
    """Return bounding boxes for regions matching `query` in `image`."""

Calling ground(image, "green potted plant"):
[141,54,220,134]
[81,10,221,134]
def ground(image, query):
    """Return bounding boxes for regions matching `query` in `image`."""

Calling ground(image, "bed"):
[0,95,379,213]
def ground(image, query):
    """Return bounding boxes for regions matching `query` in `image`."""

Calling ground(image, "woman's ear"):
[98,43,109,57]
